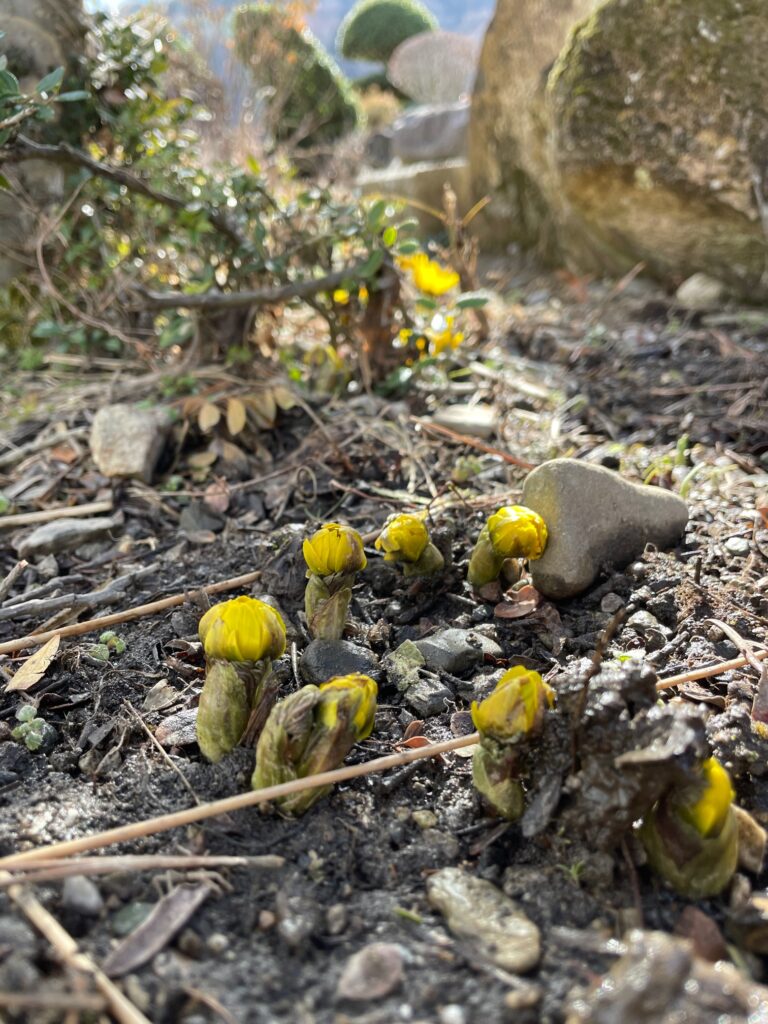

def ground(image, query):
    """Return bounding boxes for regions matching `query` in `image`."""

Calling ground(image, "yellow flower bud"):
[375,514,429,564]
[471,666,554,741]
[487,506,548,561]
[303,522,367,578]
[397,252,460,296]
[251,675,378,814]
[639,757,738,898]
[198,596,286,663]
[318,674,378,741]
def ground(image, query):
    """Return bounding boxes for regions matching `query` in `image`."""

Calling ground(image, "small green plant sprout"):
[467,505,548,590]
[196,596,287,763]
[374,512,444,577]
[252,673,378,815]
[12,704,56,753]
[303,522,367,640]
[639,756,738,899]
[470,666,554,820]
[99,631,126,655]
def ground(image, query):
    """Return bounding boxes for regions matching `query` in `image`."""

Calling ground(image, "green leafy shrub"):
[337,0,438,65]
[234,4,360,148]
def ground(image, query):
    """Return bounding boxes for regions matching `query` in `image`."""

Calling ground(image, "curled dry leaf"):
[494,584,542,620]
[204,479,230,514]
[6,635,60,692]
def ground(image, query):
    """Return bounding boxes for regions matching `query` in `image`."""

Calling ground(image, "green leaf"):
[0,129,11,147]
[455,292,490,309]
[0,69,19,99]
[358,248,384,279]
[382,225,397,247]
[0,56,7,71]
[36,105,55,122]
[57,90,89,103]
[366,198,387,231]
[0,173,10,191]
[396,239,420,255]
[415,296,437,311]
[36,67,64,95]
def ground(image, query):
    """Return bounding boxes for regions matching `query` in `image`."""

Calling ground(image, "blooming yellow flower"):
[488,506,548,561]
[398,252,460,296]
[198,596,286,663]
[303,522,367,577]
[429,324,464,356]
[333,288,350,305]
[318,674,378,740]
[471,666,554,740]
[375,513,429,564]
[677,757,734,838]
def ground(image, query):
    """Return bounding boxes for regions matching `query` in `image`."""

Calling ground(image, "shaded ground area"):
[0,270,767,1023]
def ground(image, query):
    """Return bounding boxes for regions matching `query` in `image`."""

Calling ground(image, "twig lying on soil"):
[412,417,537,470]
[0,563,158,623]
[656,649,768,691]
[0,499,113,530]
[0,992,106,1013]
[0,854,284,887]
[0,560,27,602]
[3,875,151,1024]
[0,427,89,470]
[0,734,480,868]
[0,569,262,655]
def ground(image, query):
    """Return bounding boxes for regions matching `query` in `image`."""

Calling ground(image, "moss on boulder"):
[470,0,768,299]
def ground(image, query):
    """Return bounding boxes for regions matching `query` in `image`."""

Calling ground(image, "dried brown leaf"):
[103,882,213,977]
[247,390,277,429]
[273,385,297,411]
[226,397,247,436]
[198,402,221,433]
[6,635,60,692]
[204,479,230,514]
[187,449,218,469]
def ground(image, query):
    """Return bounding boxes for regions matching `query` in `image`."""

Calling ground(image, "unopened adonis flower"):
[196,596,286,763]
[640,757,738,898]
[252,673,378,815]
[303,522,367,639]
[375,513,444,577]
[468,505,548,588]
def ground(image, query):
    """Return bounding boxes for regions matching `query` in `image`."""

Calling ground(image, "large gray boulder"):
[469,0,768,300]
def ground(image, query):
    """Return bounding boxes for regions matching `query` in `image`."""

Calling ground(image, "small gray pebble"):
[724,536,750,557]
[600,592,625,614]
[62,875,103,917]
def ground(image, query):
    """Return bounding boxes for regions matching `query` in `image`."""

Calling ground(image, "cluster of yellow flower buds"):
[252,673,378,815]
[303,522,367,640]
[639,757,738,898]
[374,513,444,577]
[196,596,286,763]
[470,666,554,820]
[468,505,548,589]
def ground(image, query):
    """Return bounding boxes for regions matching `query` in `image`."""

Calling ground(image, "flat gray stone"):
[522,459,689,599]
[427,867,540,973]
[300,640,379,686]
[17,513,124,559]
[414,628,502,675]
[405,676,453,717]
[90,403,172,483]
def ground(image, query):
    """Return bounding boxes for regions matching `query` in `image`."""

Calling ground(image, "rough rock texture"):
[469,0,601,252]
[299,639,380,685]
[413,628,502,675]
[546,0,768,297]
[0,0,87,284]
[427,868,540,973]
[17,513,124,559]
[391,102,469,165]
[566,930,768,1024]
[522,459,688,599]
[90,404,172,483]
[469,0,768,299]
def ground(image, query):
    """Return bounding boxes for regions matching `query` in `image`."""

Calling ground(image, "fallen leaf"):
[402,719,425,740]
[49,444,78,464]
[247,390,277,429]
[494,586,542,620]
[226,397,247,436]
[757,491,768,528]
[198,402,221,433]
[103,883,213,977]
[6,635,60,692]
[398,736,432,749]
[187,449,218,469]
[273,385,297,411]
